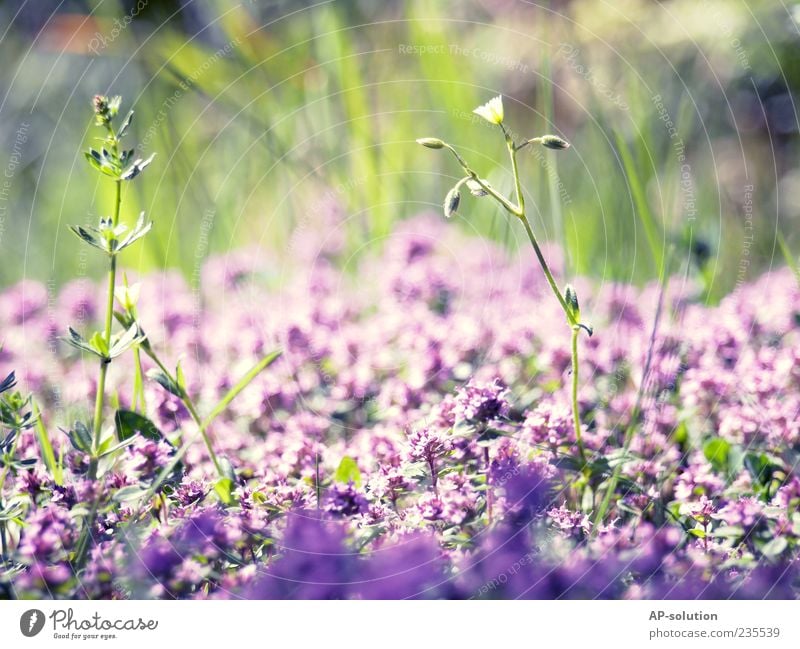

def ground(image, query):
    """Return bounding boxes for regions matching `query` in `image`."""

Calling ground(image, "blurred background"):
[0,0,798,301]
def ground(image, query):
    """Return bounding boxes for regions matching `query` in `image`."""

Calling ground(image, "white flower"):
[473,95,504,125]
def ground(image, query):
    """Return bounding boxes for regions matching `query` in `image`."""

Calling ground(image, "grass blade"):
[201,350,282,430]
[33,402,63,486]
[614,131,663,272]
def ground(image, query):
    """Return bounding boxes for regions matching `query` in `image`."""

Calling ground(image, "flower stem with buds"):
[417,95,591,468]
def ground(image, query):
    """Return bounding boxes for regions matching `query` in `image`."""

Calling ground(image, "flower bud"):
[564,284,580,322]
[416,137,445,149]
[443,187,461,218]
[92,95,109,116]
[539,135,570,150]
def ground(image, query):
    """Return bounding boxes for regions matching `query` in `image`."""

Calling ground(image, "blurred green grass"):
[0,0,797,302]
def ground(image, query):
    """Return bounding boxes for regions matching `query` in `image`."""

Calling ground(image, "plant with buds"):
[66,96,282,566]
[417,95,593,465]
[65,96,154,481]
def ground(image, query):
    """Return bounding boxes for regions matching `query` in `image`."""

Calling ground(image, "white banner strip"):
[1,600,798,648]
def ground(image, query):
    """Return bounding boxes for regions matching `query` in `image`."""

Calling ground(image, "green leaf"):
[760,536,788,558]
[214,477,234,504]
[744,452,776,488]
[116,212,153,252]
[113,486,147,503]
[97,436,136,458]
[176,360,187,393]
[710,525,744,539]
[121,152,156,181]
[83,149,118,178]
[90,331,109,357]
[201,350,282,429]
[117,110,134,138]
[33,402,63,486]
[114,409,164,443]
[0,502,24,522]
[68,224,105,251]
[108,323,146,359]
[334,456,362,487]
[147,368,185,398]
[63,328,105,359]
[703,438,730,474]
[66,421,93,453]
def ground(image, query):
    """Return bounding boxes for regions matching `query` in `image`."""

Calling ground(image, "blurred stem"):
[88,171,121,481]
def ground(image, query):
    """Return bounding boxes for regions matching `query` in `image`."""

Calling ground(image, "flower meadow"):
[1,212,799,599]
[0,97,799,601]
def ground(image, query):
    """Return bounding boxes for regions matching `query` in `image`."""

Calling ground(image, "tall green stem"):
[507,137,586,466]
[88,176,121,480]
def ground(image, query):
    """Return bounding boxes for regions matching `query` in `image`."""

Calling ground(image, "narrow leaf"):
[33,402,63,486]
[201,350,282,429]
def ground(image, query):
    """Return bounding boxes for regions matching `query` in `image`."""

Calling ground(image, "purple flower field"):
[1,214,798,599]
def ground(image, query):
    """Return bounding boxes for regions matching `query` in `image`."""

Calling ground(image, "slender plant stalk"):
[570,326,585,463]
[144,349,222,476]
[88,170,121,481]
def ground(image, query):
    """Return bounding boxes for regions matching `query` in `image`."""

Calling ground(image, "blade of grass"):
[201,350,282,430]
[33,402,63,486]
[614,131,662,273]
[777,229,800,285]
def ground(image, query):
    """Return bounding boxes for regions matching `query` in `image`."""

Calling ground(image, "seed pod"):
[416,137,445,149]
[443,187,461,218]
[540,135,570,150]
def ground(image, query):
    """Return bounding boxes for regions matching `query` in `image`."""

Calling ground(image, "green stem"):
[146,350,223,477]
[444,144,521,216]
[570,326,586,464]
[519,215,574,323]
[183,398,223,477]
[505,137,586,467]
[507,136,525,215]
[88,177,121,480]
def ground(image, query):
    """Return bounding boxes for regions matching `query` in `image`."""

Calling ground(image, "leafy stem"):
[88,174,121,481]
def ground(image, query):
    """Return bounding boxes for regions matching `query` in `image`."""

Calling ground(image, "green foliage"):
[334,456,362,487]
